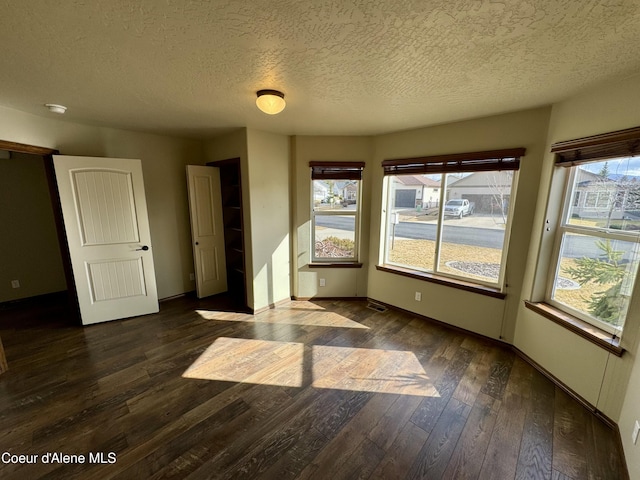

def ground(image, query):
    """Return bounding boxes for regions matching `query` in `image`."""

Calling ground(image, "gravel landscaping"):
[388,239,502,283]
[446,261,500,279]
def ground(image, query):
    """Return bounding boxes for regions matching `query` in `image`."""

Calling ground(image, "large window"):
[547,128,640,336]
[310,161,364,263]
[381,149,525,288]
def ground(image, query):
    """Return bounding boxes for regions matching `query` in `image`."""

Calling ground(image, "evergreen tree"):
[563,239,628,326]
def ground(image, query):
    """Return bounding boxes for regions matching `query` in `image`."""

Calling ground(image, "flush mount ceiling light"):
[256,90,285,115]
[45,103,67,114]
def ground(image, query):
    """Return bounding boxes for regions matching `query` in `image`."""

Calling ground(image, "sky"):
[580,157,640,178]
[417,156,640,182]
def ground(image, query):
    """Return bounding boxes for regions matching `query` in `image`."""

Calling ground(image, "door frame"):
[0,139,80,320]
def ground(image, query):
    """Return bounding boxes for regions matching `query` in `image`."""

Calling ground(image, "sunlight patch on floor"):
[182,338,304,387]
[312,346,438,397]
[195,310,255,322]
[195,309,369,329]
[287,301,327,310]
[183,338,438,397]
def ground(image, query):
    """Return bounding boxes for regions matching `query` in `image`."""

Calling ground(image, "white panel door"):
[53,155,159,325]
[187,165,227,298]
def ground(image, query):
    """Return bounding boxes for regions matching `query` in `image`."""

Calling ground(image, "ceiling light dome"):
[45,103,67,114]
[256,90,285,115]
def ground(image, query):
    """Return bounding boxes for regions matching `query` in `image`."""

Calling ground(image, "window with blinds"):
[547,127,640,337]
[380,148,525,288]
[310,162,364,263]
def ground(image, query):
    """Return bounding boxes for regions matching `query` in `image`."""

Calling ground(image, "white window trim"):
[382,171,519,289]
[545,167,640,336]
[311,179,361,263]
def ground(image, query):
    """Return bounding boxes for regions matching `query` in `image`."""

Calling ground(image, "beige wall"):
[291,135,373,299]
[0,152,66,301]
[513,73,640,478]
[621,335,640,480]
[0,105,202,300]
[246,129,291,311]
[205,128,290,312]
[367,107,551,339]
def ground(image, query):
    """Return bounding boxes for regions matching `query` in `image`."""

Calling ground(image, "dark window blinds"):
[381,148,526,176]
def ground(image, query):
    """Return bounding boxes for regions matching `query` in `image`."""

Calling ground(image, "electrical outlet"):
[633,420,640,445]
[189,273,195,281]
[415,291,422,301]
[10,280,20,289]
[319,278,326,287]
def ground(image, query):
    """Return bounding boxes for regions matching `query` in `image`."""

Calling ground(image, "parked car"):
[444,199,475,218]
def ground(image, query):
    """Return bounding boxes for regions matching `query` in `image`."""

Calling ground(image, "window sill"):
[376,264,506,299]
[308,262,363,269]
[524,301,623,357]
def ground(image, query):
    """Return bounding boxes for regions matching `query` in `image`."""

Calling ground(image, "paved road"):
[391,222,504,249]
[316,216,504,248]
[316,216,636,259]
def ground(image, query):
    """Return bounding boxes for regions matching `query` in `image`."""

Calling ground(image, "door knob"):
[136,245,149,251]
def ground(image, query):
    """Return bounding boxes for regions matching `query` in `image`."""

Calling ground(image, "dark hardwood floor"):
[0,294,628,479]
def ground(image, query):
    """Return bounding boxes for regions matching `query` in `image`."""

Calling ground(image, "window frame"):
[545,125,640,338]
[310,162,364,264]
[546,162,640,336]
[380,148,525,290]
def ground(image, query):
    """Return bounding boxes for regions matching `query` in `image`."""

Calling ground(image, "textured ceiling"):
[1,0,640,138]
